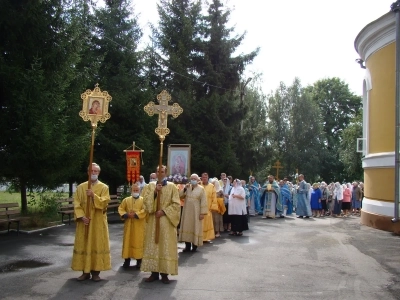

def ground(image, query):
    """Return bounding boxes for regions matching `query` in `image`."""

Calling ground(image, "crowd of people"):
[71,164,364,284]
[247,174,364,219]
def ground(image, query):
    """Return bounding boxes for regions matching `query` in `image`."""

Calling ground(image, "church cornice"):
[355,12,395,61]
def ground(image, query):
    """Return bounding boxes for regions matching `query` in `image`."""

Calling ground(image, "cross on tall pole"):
[144,90,183,244]
[272,160,283,180]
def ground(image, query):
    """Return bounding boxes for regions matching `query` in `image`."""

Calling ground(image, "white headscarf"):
[212,178,222,193]
[137,175,146,192]
[334,182,343,200]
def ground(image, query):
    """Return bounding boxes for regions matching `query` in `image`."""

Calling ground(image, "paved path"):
[0,214,399,300]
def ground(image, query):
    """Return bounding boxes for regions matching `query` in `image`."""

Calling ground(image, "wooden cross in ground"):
[144,90,183,140]
[272,160,283,180]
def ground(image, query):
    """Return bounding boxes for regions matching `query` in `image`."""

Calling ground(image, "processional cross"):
[144,90,183,140]
[144,90,183,244]
[272,160,283,180]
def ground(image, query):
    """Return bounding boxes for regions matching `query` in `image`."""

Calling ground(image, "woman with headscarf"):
[342,183,352,217]
[211,178,226,237]
[310,183,322,217]
[228,179,248,236]
[320,182,328,217]
[222,177,232,232]
[332,182,343,217]
[327,183,335,216]
[136,175,146,195]
[351,182,363,215]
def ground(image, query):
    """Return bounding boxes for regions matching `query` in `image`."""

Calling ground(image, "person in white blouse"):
[228,179,249,236]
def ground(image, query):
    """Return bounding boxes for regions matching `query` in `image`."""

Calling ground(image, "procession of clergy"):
[71,163,364,283]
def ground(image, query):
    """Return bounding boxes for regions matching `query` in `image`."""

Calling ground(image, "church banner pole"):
[144,90,183,244]
[155,137,165,244]
[85,124,97,237]
[79,84,112,238]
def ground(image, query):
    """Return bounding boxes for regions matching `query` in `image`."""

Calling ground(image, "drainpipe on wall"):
[391,1,400,223]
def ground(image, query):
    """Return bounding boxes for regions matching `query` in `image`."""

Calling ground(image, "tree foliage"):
[0,0,92,210]
[339,113,363,180]
[266,78,325,182]
[0,0,364,208]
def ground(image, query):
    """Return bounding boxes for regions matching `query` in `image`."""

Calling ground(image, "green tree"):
[339,113,363,180]
[187,0,259,176]
[266,78,325,182]
[0,0,92,211]
[152,0,259,177]
[309,77,362,180]
[91,0,155,192]
[237,74,271,180]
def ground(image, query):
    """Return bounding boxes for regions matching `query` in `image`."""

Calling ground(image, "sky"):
[131,0,392,96]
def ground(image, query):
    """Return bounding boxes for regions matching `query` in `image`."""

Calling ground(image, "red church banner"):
[126,150,141,184]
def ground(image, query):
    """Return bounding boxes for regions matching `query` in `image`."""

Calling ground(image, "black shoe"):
[122,258,130,268]
[182,242,191,252]
[161,275,170,284]
[191,245,198,252]
[135,259,142,269]
[305,216,310,218]
[297,216,303,218]
[145,275,159,282]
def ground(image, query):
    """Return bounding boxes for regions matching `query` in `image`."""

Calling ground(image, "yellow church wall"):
[355,12,397,232]
[364,168,394,202]
[366,42,395,154]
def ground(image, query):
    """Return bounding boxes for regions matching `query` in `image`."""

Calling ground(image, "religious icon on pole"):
[79,83,112,125]
[144,90,183,244]
[79,84,112,237]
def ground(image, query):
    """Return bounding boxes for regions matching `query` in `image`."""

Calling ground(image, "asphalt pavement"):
[0,213,399,300]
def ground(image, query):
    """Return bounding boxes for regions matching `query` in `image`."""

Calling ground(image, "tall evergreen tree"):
[0,0,92,211]
[152,0,259,177]
[92,0,154,192]
[188,0,259,176]
[237,75,271,179]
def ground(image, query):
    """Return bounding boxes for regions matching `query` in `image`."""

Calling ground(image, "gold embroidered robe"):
[140,182,180,275]
[201,183,216,241]
[118,196,147,259]
[71,181,111,273]
[178,185,208,246]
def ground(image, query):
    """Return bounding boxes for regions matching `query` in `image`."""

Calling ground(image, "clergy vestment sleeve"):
[118,199,129,220]
[73,187,86,219]
[298,182,308,194]
[143,183,157,213]
[162,184,181,227]
[200,189,208,215]
[179,188,186,199]
[135,200,147,219]
[92,185,110,210]
[210,187,216,210]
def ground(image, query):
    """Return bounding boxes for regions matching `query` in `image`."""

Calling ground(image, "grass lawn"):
[0,191,70,205]
[0,192,22,204]
[0,191,71,230]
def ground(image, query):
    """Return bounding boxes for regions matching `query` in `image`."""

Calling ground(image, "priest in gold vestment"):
[71,163,111,282]
[200,172,216,242]
[141,166,181,284]
[118,183,147,269]
[178,174,208,252]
